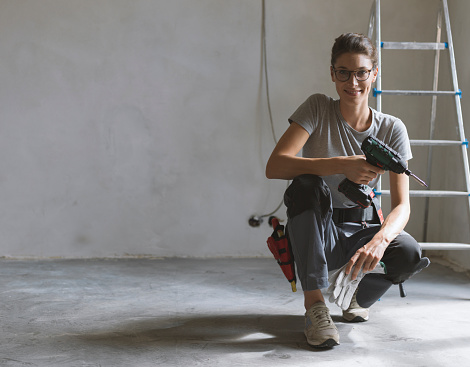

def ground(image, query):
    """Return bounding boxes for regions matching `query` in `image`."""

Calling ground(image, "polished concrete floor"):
[0,257,469,366]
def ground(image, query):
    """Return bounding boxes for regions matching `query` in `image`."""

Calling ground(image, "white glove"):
[326,262,386,310]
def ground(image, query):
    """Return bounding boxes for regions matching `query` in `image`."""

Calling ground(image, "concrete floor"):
[0,258,469,367]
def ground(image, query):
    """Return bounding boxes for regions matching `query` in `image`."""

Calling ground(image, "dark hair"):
[331,33,378,68]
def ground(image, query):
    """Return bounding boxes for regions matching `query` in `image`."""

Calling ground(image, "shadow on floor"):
[65,314,350,353]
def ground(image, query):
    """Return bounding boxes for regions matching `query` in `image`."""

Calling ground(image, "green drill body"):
[338,136,427,209]
[361,136,427,187]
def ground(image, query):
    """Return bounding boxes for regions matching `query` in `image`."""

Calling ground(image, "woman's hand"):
[342,155,385,185]
[345,171,411,281]
[345,233,388,280]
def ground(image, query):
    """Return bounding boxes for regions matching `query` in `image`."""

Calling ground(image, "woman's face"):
[330,52,378,106]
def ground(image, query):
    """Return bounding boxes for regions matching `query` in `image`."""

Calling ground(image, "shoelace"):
[308,308,333,331]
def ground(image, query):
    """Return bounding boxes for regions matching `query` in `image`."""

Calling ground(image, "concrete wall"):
[0,0,468,263]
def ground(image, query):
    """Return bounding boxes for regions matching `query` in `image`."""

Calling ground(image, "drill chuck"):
[405,169,428,187]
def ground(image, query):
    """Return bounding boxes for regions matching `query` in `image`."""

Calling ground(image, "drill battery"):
[338,179,375,208]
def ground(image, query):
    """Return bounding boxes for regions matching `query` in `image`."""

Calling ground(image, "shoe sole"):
[308,338,340,349]
[343,315,368,323]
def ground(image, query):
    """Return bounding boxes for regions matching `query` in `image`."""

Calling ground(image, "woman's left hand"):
[345,234,388,280]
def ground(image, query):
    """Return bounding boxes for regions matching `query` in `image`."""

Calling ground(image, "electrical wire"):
[258,0,288,220]
[258,197,285,220]
[262,0,278,145]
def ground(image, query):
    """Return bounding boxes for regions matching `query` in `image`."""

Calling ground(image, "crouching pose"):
[266,33,429,348]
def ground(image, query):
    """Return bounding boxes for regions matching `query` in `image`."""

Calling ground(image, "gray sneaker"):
[342,290,369,322]
[304,302,339,348]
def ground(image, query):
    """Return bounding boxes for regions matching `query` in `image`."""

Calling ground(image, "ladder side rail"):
[375,0,382,113]
[375,0,382,205]
[442,0,460,100]
[442,0,470,219]
[423,5,443,242]
[442,0,466,147]
[454,94,470,214]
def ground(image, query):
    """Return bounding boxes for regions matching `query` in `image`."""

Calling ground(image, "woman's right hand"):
[342,155,385,185]
[266,123,386,181]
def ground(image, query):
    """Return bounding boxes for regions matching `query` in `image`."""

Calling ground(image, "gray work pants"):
[284,174,430,308]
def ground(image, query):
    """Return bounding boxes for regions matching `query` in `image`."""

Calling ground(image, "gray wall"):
[0,1,469,265]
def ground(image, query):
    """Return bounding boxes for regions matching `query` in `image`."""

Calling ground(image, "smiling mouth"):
[345,90,362,96]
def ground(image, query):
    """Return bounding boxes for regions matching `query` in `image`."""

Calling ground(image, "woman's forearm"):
[265,154,347,180]
[376,202,410,246]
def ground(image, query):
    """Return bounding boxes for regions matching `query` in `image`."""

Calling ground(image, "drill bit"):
[405,169,428,187]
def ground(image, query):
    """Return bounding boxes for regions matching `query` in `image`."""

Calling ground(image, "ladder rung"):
[418,242,470,250]
[381,41,448,50]
[377,190,470,197]
[374,89,461,97]
[410,139,468,147]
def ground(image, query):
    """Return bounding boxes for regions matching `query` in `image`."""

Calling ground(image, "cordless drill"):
[338,135,427,208]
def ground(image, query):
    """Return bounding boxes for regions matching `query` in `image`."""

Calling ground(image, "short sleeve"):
[288,94,331,135]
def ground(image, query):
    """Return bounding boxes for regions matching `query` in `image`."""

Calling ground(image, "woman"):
[266,33,429,349]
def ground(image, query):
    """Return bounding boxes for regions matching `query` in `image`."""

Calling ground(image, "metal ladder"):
[367,0,470,251]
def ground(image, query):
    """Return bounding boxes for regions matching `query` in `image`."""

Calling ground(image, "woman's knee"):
[284,174,332,218]
[383,233,430,284]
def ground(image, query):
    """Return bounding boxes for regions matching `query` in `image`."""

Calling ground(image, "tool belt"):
[332,205,381,225]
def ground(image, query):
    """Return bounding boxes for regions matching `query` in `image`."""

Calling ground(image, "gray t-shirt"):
[289,93,412,208]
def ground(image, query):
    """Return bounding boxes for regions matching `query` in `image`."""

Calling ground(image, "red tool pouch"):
[266,217,297,292]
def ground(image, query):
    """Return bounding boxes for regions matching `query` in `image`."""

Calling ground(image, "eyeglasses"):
[332,68,373,82]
